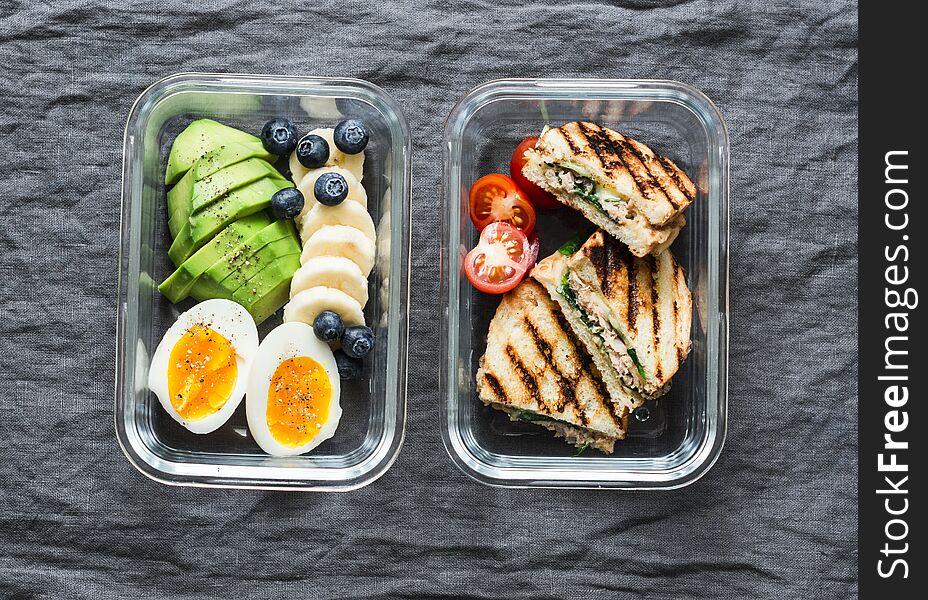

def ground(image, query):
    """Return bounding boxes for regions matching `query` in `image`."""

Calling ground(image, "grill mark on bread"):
[589,372,610,405]
[563,126,584,157]
[550,310,598,423]
[553,310,584,362]
[586,241,608,291]
[504,344,541,406]
[604,237,622,298]
[523,317,572,412]
[613,138,657,203]
[649,255,663,381]
[578,122,625,175]
[483,373,505,402]
[659,157,696,201]
[576,122,670,210]
[627,257,638,334]
[605,235,630,302]
[620,139,678,210]
[603,398,627,429]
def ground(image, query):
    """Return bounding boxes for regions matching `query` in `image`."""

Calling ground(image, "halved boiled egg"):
[246,322,342,456]
[148,299,259,434]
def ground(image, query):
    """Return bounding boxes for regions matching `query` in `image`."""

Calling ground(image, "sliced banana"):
[376,209,391,276]
[284,286,365,327]
[300,200,376,243]
[289,127,364,185]
[300,225,375,276]
[290,256,369,307]
[296,166,368,224]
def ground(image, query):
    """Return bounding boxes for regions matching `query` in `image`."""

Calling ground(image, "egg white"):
[148,299,259,434]
[246,322,342,456]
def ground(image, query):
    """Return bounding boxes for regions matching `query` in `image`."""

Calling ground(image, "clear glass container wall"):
[441,79,728,489]
[117,74,410,491]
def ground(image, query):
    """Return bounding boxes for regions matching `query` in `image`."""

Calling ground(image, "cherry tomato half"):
[468,173,536,234]
[463,222,532,294]
[510,136,562,211]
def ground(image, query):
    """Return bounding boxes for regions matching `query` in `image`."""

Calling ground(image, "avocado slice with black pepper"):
[232,252,301,302]
[158,212,272,303]
[189,220,301,301]
[188,175,293,246]
[198,235,300,297]
[241,276,294,326]
[165,119,262,185]
[190,158,280,213]
[168,175,293,265]
[167,145,277,238]
[166,169,194,239]
[232,253,303,324]
[193,142,275,181]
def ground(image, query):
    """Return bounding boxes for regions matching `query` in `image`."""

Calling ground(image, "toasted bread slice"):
[529,121,695,226]
[522,122,695,256]
[532,230,692,397]
[476,279,632,453]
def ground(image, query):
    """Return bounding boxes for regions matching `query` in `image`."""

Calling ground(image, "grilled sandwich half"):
[532,229,692,399]
[521,122,697,257]
[476,279,633,454]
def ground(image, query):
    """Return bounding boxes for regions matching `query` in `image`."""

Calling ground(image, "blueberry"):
[270,188,304,220]
[334,350,362,380]
[296,134,330,168]
[333,119,369,154]
[341,325,374,359]
[314,172,349,206]
[313,310,344,342]
[260,118,298,155]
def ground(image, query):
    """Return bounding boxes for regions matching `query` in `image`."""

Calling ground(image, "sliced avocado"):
[169,146,277,237]
[188,176,293,246]
[166,169,194,239]
[232,253,302,324]
[244,276,293,325]
[190,220,300,301]
[190,158,280,213]
[158,212,272,303]
[165,119,261,185]
[205,236,300,296]
[232,252,301,299]
[167,222,200,267]
[193,142,276,181]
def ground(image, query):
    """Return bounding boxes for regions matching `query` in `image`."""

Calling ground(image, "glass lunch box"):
[440,79,729,489]
[116,73,410,491]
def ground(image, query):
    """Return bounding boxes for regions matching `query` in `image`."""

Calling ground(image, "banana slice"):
[290,257,369,307]
[284,286,365,327]
[300,225,375,276]
[300,200,376,243]
[296,166,368,223]
[375,209,391,276]
[289,127,364,185]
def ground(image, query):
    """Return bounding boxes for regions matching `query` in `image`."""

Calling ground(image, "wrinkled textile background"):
[0,1,857,598]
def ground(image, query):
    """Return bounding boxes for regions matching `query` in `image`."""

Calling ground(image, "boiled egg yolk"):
[266,356,331,447]
[167,324,237,420]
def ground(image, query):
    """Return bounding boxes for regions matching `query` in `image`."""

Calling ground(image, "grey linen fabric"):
[0,1,857,598]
